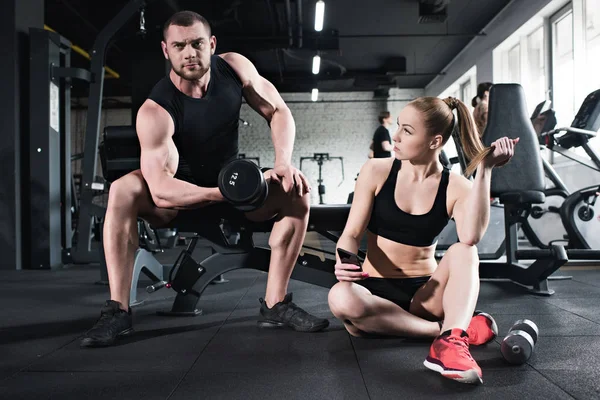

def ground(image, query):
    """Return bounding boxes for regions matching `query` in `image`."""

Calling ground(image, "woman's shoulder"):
[447,169,473,199]
[362,157,395,176]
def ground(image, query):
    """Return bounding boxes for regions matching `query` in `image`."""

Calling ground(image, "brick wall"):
[239,88,423,204]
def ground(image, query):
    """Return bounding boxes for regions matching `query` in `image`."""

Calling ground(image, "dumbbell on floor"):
[218,159,269,212]
[501,319,539,365]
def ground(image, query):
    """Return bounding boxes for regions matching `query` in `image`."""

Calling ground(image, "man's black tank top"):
[147,55,243,187]
[367,159,450,247]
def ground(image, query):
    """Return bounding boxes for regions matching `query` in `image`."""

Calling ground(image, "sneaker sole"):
[80,328,134,348]
[473,311,499,345]
[423,359,483,385]
[257,319,329,333]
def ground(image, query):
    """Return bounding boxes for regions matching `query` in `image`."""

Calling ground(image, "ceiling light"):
[312,55,321,74]
[311,88,319,102]
[315,1,325,32]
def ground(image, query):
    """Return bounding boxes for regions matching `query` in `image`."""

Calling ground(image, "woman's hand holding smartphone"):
[335,248,369,282]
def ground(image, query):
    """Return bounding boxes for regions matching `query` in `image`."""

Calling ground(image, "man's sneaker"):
[424,329,483,384]
[80,300,133,348]
[257,293,329,332]
[467,311,498,346]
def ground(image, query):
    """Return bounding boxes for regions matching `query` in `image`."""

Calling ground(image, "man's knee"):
[328,282,368,321]
[108,171,148,208]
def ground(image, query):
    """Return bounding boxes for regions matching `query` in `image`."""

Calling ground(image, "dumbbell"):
[501,319,539,365]
[218,159,269,212]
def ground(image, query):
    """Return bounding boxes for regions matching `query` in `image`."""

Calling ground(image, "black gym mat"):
[2,265,600,399]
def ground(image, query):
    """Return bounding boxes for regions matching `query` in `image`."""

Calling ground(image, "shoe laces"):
[282,301,306,319]
[92,308,118,328]
[447,335,475,362]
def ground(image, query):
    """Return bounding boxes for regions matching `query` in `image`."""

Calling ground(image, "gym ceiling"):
[44,0,511,97]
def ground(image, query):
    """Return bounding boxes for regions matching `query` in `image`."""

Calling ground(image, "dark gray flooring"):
[1,254,600,399]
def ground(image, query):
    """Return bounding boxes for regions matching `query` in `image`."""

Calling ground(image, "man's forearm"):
[270,106,295,166]
[150,177,224,209]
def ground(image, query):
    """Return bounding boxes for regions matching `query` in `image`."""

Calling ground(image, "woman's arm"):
[452,137,518,244]
[336,160,381,259]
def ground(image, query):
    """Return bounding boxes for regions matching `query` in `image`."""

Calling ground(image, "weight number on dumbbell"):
[228,172,239,187]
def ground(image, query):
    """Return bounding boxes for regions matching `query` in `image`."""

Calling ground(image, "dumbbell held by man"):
[501,319,539,365]
[218,159,269,212]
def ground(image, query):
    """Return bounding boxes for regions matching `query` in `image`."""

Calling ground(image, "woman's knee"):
[445,242,479,264]
[328,282,368,320]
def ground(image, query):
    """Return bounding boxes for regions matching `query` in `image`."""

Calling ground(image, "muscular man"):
[369,111,394,159]
[81,11,329,348]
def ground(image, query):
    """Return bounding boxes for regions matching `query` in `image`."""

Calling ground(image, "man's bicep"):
[136,104,174,186]
[243,76,287,121]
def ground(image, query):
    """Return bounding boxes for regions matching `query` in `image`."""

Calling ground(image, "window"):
[507,44,521,83]
[460,79,473,106]
[551,6,575,127]
[584,0,600,151]
[526,27,546,108]
[585,0,600,91]
[438,66,478,174]
[493,22,545,115]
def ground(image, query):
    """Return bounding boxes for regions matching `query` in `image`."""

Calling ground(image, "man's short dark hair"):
[378,111,391,124]
[163,11,212,40]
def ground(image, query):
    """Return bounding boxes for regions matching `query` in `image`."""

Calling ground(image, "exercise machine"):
[523,90,600,250]
[28,28,92,268]
[476,84,600,295]
[72,0,150,264]
[300,153,345,204]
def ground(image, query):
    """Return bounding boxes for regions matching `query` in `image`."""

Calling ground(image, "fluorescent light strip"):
[315,1,325,32]
[312,55,321,74]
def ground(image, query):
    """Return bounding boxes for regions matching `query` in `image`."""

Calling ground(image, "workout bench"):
[99,125,354,314]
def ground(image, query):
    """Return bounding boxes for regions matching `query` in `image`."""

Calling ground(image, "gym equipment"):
[98,125,355,310]
[218,159,269,212]
[238,153,261,167]
[476,84,600,295]
[522,91,600,250]
[501,319,539,365]
[540,90,600,250]
[28,28,92,268]
[73,0,151,264]
[300,153,345,204]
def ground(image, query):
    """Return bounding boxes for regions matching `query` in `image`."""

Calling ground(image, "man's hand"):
[267,164,311,196]
[483,137,520,168]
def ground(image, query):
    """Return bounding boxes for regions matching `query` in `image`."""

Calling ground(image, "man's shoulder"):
[148,75,176,101]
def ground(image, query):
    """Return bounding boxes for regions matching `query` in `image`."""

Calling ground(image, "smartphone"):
[337,248,363,272]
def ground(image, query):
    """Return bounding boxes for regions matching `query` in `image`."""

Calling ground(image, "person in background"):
[369,111,394,158]
[472,82,493,136]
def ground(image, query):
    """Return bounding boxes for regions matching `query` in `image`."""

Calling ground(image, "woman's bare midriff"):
[362,231,437,278]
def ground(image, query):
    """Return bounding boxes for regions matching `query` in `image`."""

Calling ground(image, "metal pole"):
[73,0,148,263]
